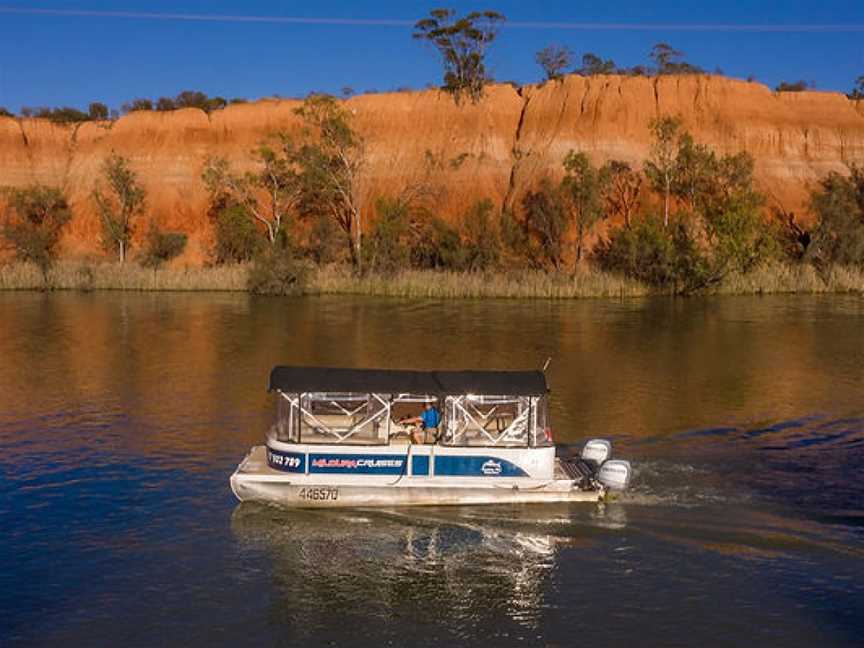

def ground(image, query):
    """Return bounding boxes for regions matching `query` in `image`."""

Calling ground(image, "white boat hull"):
[231,446,603,508]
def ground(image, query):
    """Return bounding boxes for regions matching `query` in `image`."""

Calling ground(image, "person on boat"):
[400,401,440,444]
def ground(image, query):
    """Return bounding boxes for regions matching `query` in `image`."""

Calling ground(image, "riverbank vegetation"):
[2,88,864,298]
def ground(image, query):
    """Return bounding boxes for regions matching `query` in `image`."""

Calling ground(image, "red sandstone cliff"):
[1,75,863,264]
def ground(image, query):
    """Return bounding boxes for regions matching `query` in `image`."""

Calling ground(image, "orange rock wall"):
[1,75,862,264]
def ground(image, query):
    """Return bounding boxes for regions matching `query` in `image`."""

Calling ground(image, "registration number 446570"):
[298,487,339,501]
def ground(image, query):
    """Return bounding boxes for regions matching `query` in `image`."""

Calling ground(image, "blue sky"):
[0,1,862,112]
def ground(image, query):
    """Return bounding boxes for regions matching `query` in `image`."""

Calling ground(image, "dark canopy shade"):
[269,366,549,396]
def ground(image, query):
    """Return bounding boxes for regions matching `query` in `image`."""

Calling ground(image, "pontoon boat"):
[230,366,632,507]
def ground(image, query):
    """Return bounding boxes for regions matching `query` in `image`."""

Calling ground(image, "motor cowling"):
[597,460,632,491]
[581,439,612,466]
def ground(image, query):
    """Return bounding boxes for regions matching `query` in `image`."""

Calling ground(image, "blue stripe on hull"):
[411,455,430,476]
[266,446,530,478]
[434,455,527,477]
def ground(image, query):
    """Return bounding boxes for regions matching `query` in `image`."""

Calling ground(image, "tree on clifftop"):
[536,45,573,81]
[848,76,864,100]
[650,43,703,75]
[88,102,109,121]
[122,98,154,113]
[775,80,811,92]
[413,8,505,104]
[576,53,617,76]
[92,152,146,264]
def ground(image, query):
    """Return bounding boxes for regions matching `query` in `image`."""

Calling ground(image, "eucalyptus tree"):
[561,151,608,262]
[645,115,682,227]
[92,152,146,263]
[88,102,109,120]
[535,45,573,81]
[601,160,642,229]
[413,8,506,104]
[850,76,864,100]
[650,43,702,75]
[577,53,617,76]
[202,136,301,246]
[292,94,366,270]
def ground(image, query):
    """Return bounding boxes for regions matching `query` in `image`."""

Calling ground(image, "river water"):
[1,292,862,646]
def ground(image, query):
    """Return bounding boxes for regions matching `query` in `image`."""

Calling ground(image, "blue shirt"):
[421,407,440,429]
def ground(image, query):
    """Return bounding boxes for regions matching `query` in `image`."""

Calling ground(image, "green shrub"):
[88,102,109,120]
[594,214,680,288]
[410,215,465,270]
[141,224,187,268]
[122,98,154,113]
[306,213,345,264]
[27,106,91,123]
[364,198,411,273]
[807,167,864,268]
[596,207,775,294]
[213,203,263,264]
[1,185,71,278]
[506,180,568,271]
[460,199,500,271]
[775,80,811,92]
[247,244,308,296]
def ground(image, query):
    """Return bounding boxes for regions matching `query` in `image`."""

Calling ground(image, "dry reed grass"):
[309,265,651,299]
[1,260,862,298]
[717,263,864,295]
[0,261,249,291]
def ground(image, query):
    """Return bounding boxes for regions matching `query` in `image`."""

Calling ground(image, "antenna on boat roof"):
[542,357,552,372]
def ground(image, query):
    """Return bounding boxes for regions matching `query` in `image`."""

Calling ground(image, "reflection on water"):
[231,504,576,643]
[1,292,863,646]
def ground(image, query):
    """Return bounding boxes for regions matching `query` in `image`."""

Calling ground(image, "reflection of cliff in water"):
[230,502,627,644]
[3,293,863,461]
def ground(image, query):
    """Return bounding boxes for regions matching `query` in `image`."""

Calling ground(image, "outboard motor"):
[561,438,632,492]
[562,438,613,490]
[597,460,632,491]
[581,438,612,468]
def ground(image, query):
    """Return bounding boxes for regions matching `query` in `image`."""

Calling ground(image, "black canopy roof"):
[269,366,548,396]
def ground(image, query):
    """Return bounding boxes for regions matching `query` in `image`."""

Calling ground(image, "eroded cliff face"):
[1,75,862,264]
